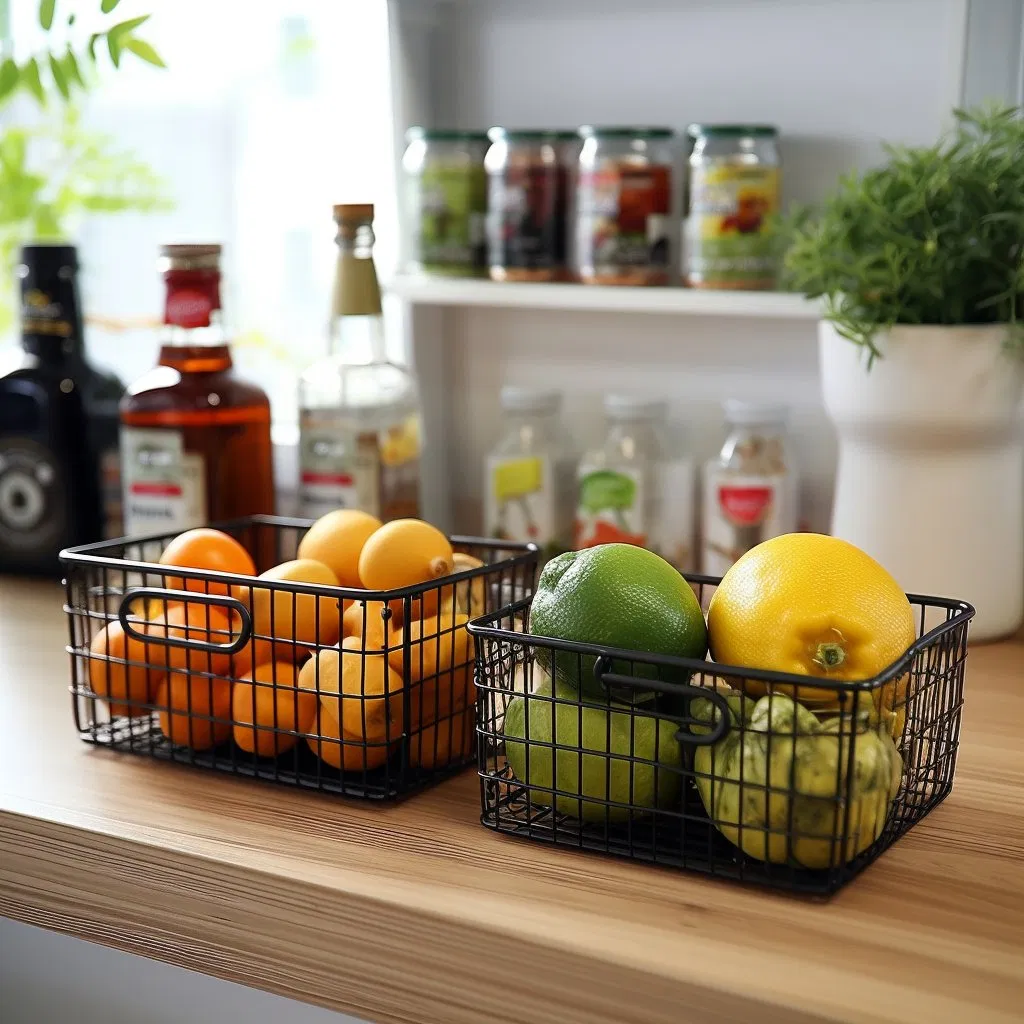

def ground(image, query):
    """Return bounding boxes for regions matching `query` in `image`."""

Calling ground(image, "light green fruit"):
[502,680,683,822]
[691,691,903,869]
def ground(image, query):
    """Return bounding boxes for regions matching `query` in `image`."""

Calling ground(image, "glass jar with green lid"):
[684,124,780,290]
[403,128,489,277]
[573,126,676,286]
[485,129,576,282]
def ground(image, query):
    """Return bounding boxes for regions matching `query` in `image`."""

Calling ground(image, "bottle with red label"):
[702,400,798,576]
[120,244,275,538]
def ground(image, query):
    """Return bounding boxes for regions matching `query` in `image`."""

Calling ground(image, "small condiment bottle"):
[702,400,798,576]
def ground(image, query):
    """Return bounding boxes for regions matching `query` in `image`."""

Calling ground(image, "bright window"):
[6,0,398,432]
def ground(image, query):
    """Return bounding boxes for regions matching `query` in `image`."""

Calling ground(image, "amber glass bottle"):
[120,244,274,537]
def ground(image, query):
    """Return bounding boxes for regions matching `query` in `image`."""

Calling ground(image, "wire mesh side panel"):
[475,586,970,897]
[64,519,537,801]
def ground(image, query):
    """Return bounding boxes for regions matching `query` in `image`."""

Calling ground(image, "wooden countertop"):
[1,578,1022,1024]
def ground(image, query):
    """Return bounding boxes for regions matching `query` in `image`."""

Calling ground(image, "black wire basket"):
[61,515,538,801]
[469,574,974,896]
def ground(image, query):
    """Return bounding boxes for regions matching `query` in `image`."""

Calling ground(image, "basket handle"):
[118,588,252,655]
[593,656,732,747]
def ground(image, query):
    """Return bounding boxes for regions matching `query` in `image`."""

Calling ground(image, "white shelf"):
[386,274,820,319]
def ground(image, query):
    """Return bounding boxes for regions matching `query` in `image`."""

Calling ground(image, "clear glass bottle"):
[299,204,421,521]
[575,395,667,551]
[120,244,275,537]
[484,387,573,560]
[702,400,798,576]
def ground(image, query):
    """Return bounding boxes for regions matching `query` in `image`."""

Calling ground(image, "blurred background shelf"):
[386,275,820,319]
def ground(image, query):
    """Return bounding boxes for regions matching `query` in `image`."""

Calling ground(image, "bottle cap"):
[723,399,789,425]
[160,244,222,271]
[333,203,374,223]
[500,386,562,414]
[604,394,667,421]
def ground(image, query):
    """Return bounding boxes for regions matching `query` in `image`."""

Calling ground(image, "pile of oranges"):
[87,512,484,772]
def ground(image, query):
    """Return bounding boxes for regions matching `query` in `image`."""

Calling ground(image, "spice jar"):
[685,124,781,290]
[403,128,488,277]
[574,127,675,286]
[702,400,798,576]
[574,395,694,570]
[483,387,574,560]
[485,129,574,282]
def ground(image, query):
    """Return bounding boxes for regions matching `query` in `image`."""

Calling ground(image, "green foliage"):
[0,0,172,335]
[782,105,1024,364]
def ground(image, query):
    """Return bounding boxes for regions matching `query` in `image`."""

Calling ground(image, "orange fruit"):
[299,637,404,765]
[357,519,454,616]
[341,599,401,651]
[297,509,382,588]
[145,602,239,678]
[87,618,165,717]
[246,558,342,652]
[392,612,475,728]
[155,673,233,750]
[306,702,392,772]
[232,661,315,756]
[228,637,309,680]
[410,707,475,770]
[159,528,256,596]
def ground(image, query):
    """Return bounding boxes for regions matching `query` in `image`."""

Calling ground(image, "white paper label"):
[121,428,207,536]
[701,466,797,577]
[484,454,555,545]
[298,412,379,519]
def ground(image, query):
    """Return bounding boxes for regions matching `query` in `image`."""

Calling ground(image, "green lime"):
[503,679,683,821]
[528,544,707,699]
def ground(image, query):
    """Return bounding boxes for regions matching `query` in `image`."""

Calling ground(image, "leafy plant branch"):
[782,104,1024,365]
[0,0,172,335]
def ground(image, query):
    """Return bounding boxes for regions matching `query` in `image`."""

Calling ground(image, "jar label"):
[576,165,671,279]
[485,455,556,546]
[415,165,487,273]
[121,428,207,536]
[574,465,647,548]
[686,165,779,288]
[299,412,421,521]
[487,165,567,272]
[702,470,795,577]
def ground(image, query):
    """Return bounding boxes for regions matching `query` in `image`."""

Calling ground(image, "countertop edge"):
[0,807,837,1024]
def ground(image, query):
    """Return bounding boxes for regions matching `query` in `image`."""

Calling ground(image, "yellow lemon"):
[707,533,915,721]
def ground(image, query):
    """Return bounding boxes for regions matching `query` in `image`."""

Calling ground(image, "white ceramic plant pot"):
[820,322,1024,641]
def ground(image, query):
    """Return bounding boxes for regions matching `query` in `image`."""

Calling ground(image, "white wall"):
[396,0,977,534]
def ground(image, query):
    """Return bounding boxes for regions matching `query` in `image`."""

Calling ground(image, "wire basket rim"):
[467,587,975,696]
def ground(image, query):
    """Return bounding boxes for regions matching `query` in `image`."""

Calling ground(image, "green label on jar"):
[415,165,487,275]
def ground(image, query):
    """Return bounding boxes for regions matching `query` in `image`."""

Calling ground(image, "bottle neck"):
[159,266,231,371]
[20,271,86,364]
[329,233,385,364]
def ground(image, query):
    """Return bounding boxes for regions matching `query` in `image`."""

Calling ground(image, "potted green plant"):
[0,0,170,335]
[785,105,1024,641]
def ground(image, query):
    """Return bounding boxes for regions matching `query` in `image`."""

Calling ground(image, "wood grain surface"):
[1,578,1022,1024]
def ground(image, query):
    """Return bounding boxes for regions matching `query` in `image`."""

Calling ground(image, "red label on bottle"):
[165,288,213,329]
[718,485,774,526]
[300,471,355,487]
[163,268,220,329]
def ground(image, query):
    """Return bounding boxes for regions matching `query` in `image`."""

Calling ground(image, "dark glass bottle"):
[120,244,274,538]
[0,244,124,575]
